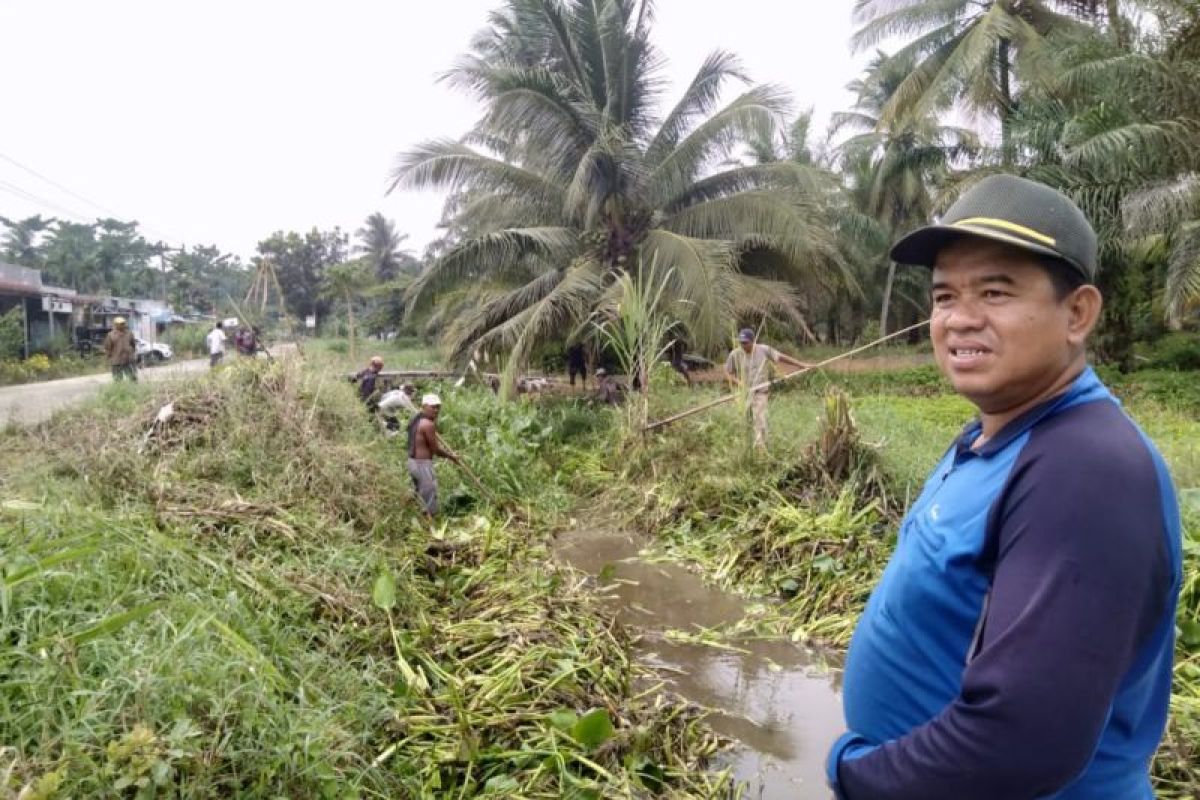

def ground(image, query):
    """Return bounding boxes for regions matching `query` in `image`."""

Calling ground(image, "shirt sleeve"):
[724,351,737,374]
[833,434,1170,800]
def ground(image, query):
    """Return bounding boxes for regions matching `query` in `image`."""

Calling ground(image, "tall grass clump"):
[0,359,729,798]
[590,261,678,434]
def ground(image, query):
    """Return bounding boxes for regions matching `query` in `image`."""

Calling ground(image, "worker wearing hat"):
[724,328,808,449]
[352,355,386,412]
[828,175,1181,799]
[102,316,138,382]
[405,393,458,518]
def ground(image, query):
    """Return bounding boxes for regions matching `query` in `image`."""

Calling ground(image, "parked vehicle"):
[135,338,173,365]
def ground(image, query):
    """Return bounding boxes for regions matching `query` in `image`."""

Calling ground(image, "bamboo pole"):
[642,319,931,433]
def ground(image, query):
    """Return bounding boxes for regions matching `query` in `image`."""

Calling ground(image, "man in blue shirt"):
[827,175,1182,799]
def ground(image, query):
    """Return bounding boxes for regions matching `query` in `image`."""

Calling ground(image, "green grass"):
[0,359,726,799]
[1,346,1195,797]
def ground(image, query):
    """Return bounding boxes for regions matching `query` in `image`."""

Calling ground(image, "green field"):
[0,347,1196,797]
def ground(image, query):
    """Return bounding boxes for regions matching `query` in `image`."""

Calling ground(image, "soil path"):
[0,348,294,427]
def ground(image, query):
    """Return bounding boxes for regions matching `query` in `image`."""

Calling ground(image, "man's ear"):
[1066,284,1103,347]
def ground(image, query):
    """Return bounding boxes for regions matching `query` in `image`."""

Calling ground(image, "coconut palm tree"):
[355,213,418,282]
[323,259,375,362]
[851,0,1091,157]
[999,3,1200,330]
[390,0,846,375]
[834,51,979,333]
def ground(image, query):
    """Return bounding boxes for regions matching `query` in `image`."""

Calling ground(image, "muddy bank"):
[554,527,842,799]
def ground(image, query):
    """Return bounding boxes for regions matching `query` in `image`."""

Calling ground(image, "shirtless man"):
[405,393,458,517]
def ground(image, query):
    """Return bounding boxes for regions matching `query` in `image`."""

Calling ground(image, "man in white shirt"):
[206,321,226,368]
[725,328,808,449]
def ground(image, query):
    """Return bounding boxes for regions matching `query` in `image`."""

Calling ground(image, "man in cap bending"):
[406,393,458,518]
[352,355,385,413]
[827,175,1181,800]
[724,328,808,449]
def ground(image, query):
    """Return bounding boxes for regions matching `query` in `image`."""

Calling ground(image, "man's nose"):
[940,297,986,330]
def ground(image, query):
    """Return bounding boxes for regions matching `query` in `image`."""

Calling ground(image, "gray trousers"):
[407,458,438,515]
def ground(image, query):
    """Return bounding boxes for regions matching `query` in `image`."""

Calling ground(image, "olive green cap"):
[890,174,1098,282]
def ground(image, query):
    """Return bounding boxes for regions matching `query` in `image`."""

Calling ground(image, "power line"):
[0,179,94,223]
[0,152,186,246]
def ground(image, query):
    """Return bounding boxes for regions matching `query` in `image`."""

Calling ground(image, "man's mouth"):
[950,347,989,357]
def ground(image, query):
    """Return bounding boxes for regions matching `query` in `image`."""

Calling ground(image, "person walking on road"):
[406,393,458,518]
[826,175,1182,800]
[724,328,808,449]
[206,321,226,368]
[103,317,138,382]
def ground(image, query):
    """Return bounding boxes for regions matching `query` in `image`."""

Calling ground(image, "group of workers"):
[419,176,1183,799]
[343,176,1183,800]
[350,328,808,519]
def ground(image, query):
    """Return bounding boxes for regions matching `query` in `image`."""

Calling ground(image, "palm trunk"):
[346,291,356,363]
[998,37,1013,163]
[1106,0,1127,48]
[879,260,897,336]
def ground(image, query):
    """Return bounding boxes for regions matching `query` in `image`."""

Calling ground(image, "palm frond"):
[644,85,792,207]
[388,140,565,204]
[1123,176,1200,235]
[640,229,736,351]
[405,227,579,312]
[645,50,750,162]
[1165,222,1200,325]
[851,0,966,54]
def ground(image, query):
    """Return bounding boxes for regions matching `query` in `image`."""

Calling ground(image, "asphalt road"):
[0,357,217,427]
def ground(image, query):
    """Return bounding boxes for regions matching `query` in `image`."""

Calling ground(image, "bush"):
[0,307,24,360]
[1139,333,1200,371]
[161,324,209,358]
[0,361,723,798]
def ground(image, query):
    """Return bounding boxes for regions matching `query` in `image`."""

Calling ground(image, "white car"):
[135,338,173,364]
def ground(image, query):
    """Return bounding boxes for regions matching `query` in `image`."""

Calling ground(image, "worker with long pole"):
[404,393,459,518]
[645,320,931,433]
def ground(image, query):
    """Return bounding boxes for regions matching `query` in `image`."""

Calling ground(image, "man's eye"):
[933,294,953,306]
[982,289,1009,300]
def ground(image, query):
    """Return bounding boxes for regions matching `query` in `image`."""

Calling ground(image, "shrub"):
[1141,333,1200,371]
[0,307,24,360]
[161,324,209,358]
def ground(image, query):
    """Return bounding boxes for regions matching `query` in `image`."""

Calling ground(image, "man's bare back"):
[412,416,442,460]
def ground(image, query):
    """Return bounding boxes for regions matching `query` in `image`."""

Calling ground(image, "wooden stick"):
[435,435,505,506]
[642,319,931,433]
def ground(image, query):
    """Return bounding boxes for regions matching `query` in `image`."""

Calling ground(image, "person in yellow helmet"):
[103,317,138,381]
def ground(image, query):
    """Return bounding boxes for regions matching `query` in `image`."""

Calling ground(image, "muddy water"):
[554,528,844,799]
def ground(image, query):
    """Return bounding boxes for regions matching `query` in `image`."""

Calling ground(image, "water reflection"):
[554,528,843,799]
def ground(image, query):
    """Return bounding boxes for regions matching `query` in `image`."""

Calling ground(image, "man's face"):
[931,239,1083,414]
[740,340,753,353]
[423,403,441,420]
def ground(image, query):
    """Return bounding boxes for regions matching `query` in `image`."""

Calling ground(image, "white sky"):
[0,1,870,261]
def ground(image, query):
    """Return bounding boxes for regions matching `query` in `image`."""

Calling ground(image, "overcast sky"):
[0,1,871,261]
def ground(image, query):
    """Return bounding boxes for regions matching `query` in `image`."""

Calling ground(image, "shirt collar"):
[953,367,1110,461]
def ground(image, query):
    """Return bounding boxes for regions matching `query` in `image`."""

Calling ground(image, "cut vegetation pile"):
[0,361,727,798]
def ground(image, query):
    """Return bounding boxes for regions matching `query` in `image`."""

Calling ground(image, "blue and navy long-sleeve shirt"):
[828,367,1182,799]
